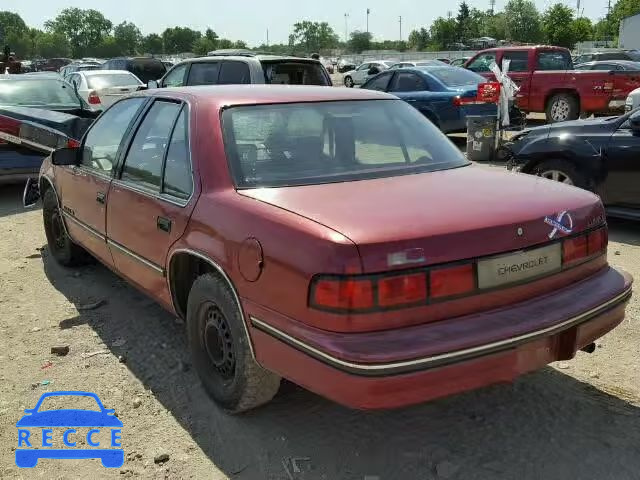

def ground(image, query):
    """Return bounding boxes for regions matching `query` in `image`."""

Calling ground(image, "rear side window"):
[263,62,329,85]
[163,108,192,200]
[364,72,393,91]
[537,51,572,70]
[389,72,426,92]
[218,61,251,84]
[502,51,528,72]
[187,62,220,85]
[598,53,630,61]
[121,101,182,190]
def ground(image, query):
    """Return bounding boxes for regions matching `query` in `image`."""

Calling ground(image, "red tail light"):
[88,91,101,105]
[430,264,475,299]
[378,273,427,307]
[562,235,589,265]
[312,278,373,310]
[0,115,21,145]
[588,228,608,254]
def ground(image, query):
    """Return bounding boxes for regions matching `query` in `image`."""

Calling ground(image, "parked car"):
[151,53,332,88]
[0,75,96,183]
[360,66,495,133]
[337,58,357,73]
[389,60,447,69]
[60,62,101,78]
[67,70,144,112]
[464,46,640,122]
[450,57,471,67]
[574,50,640,64]
[574,60,640,71]
[506,109,640,219]
[38,58,72,72]
[436,58,452,64]
[101,57,166,84]
[343,60,395,87]
[22,85,631,412]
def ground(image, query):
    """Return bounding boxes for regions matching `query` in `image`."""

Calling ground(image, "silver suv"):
[150,50,332,88]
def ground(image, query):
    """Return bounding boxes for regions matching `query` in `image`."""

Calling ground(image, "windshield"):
[0,79,80,108]
[88,73,141,89]
[426,67,485,87]
[263,62,329,85]
[223,99,467,188]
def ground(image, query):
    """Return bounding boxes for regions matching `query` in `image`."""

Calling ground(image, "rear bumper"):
[0,168,39,185]
[247,266,632,409]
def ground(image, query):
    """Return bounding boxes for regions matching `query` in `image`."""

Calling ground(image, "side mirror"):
[147,80,159,89]
[52,147,80,166]
[368,67,380,75]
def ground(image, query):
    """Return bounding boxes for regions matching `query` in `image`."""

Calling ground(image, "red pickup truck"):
[464,46,640,122]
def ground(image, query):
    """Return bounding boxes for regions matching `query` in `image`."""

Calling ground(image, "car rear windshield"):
[426,67,485,87]
[88,73,141,89]
[262,61,329,85]
[222,99,468,188]
[0,79,80,108]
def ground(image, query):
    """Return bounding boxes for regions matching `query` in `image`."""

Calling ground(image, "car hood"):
[546,116,620,134]
[240,165,604,272]
[16,410,123,427]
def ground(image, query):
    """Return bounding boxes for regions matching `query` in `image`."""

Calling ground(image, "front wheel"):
[187,273,281,413]
[546,94,579,123]
[534,159,589,189]
[344,76,354,88]
[42,188,90,266]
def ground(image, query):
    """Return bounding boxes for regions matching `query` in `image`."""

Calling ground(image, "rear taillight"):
[88,91,101,105]
[67,138,81,148]
[310,226,608,313]
[0,115,21,144]
[562,226,607,266]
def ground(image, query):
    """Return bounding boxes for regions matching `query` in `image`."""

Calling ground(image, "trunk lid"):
[95,85,140,108]
[240,165,604,273]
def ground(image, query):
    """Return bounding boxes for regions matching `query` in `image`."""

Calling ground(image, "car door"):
[161,63,189,88]
[353,63,370,84]
[186,62,221,86]
[501,50,531,110]
[106,100,196,308]
[601,113,640,209]
[56,97,147,267]
[387,72,447,124]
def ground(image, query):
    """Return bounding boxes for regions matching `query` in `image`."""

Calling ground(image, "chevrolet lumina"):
[22,86,632,412]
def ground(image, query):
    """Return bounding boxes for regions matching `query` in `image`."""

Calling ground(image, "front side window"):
[537,51,572,70]
[163,64,188,87]
[363,72,393,91]
[223,100,467,188]
[389,72,426,92]
[466,53,496,72]
[121,101,182,190]
[187,62,220,86]
[81,97,146,173]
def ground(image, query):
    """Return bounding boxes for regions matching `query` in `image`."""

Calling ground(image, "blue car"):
[15,391,123,468]
[360,66,496,133]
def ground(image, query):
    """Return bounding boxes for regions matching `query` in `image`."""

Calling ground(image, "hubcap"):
[345,77,352,87]
[540,169,574,185]
[550,99,570,122]
[202,304,235,379]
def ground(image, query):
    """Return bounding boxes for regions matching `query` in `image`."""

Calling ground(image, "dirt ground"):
[0,180,639,480]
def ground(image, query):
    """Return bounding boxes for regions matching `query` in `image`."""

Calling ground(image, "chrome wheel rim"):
[550,99,570,122]
[540,169,574,185]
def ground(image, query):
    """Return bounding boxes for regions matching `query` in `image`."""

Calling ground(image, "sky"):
[3,0,609,46]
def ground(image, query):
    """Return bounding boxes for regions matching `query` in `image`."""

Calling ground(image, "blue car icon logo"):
[16,391,123,468]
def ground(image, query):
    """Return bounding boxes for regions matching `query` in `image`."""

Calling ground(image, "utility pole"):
[266,29,269,47]
[367,8,370,34]
[576,0,580,16]
[399,16,402,42]
[607,0,612,17]
[344,13,349,43]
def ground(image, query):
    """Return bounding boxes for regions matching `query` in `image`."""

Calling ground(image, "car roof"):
[176,54,320,65]
[478,45,569,53]
[137,84,393,109]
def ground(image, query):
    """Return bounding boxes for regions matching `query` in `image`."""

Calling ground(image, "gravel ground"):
[0,181,639,480]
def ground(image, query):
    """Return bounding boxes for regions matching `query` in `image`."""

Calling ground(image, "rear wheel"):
[42,188,90,266]
[534,159,589,189]
[187,273,281,413]
[344,76,354,88]
[546,94,579,123]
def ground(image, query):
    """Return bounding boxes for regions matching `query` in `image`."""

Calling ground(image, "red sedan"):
[26,86,632,412]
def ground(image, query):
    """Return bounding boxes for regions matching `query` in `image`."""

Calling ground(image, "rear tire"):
[42,188,90,267]
[533,159,589,189]
[187,273,281,413]
[546,94,579,123]
[344,76,354,88]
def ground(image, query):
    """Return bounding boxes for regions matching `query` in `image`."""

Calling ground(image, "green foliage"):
[192,29,218,55]
[456,1,472,43]
[504,0,542,43]
[408,28,430,51]
[113,22,142,56]
[162,26,201,54]
[141,34,163,54]
[94,36,120,58]
[45,8,112,57]
[430,17,457,49]
[486,12,507,40]
[291,21,339,52]
[542,3,576,48]
[349,31,372,53]
[34,31,71,58]
[572,17,594,43]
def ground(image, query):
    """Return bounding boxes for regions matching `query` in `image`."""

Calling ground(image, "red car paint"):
[41,86,631,410]
[465,46,640,116]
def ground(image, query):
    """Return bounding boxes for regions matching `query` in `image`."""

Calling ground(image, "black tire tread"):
[42,187,89,267]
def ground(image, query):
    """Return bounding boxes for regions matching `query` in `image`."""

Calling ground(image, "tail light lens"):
[312,278,373,310]
[0,115,21,145]
[562,226,607,266]
[378,273,427,307]
[67,138,81,148]
[88,91,101,104]
[588,228,608,254]
[430,264,475,299]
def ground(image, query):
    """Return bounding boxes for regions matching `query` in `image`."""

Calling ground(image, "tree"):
[456,1,472,43]
[233,40,247,49]
[430,17,457,49]
[349,30,372,53]
[486,12,507,40]
[542,4,576,48]
[161,26,201,54]
[504,0,542,43]
[291,21,339,52]
[468,8,488,38]
[94,35,120,58]
[45,8,112,57]
[141,33,163,54]
[572,17,594,43]
[217,38,234,49]
[113,21,141,55]
[0,11,28,38]
[611,0,640,20]
[408,28,430,51]
[34,31,71,58]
